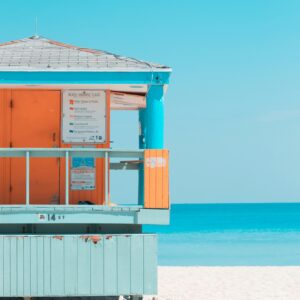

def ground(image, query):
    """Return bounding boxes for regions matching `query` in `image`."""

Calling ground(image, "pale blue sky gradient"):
[1,0,300,203]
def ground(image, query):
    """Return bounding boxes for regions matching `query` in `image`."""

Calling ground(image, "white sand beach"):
[153,266,300,300]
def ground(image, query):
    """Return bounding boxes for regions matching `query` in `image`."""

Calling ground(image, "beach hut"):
[0,36,171,299]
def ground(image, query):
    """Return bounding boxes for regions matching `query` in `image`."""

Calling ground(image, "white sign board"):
[71,169,95,190]
[62,90,106,144]
[71,157,96,190]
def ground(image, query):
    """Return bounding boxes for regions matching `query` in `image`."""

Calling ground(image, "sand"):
[150,266,300,300]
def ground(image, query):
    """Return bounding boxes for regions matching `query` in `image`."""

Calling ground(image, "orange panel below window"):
[144,149,169,209]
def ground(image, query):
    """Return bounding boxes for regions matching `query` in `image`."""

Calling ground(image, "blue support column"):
[138,109,147,205]
[138,85,165,205]
[139,109,147,149]
[146,85,164,149]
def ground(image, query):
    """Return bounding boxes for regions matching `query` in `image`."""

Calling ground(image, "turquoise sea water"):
[144,203,300,266]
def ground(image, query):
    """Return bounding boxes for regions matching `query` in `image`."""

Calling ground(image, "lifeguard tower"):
[0,36,171,299]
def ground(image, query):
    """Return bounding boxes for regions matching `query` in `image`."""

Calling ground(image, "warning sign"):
[71,157,96,190]
[62,90,106,144]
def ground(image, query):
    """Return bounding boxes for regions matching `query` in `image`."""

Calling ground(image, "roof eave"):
[0,68,172,73]
[0,69,172,85]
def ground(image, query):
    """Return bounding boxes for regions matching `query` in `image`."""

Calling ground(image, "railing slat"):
[105,151,109,206]
[0,148,144,158]
[26,151,30,205]
[65,151,69,205]
[0,148,144,207]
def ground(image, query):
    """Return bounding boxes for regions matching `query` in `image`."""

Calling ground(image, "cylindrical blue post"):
[138,85,165,205]
[146,85,164,149]
[138,109,147,205]
[139,109,147,149]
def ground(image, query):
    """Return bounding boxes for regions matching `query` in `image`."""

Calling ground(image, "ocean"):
[144,203,300,266]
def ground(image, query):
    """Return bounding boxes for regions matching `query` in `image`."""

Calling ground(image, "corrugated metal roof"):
[0,36,171,72]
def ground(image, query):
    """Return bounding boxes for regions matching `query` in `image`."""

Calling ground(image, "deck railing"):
[0,148,144,206]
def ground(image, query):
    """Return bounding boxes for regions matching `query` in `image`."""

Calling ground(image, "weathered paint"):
[144,149,169,209]
[80,235,102,244]
[0,234,157,297]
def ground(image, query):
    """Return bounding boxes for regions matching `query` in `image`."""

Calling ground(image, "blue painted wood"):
[30,237,38,295]
[77,236,91,295]
[104,235,118,295]
[0,207,170,225]
[117,235,131,294]
[50,236,64,295]
[37,236,44,296]
[0,71,171,85]
[130,234,144,295]
[138,109,147,205]
[143,235,158,294]
[146,85,164,149]
[3,237,10,295]
[43,237,51,295]
[10,237,17,295]
[139,109,147,150]
[23,237,30,296]
[65,236,78,295]
[0,234,157,297]
[91,237,104,295]
[17,238,24,295]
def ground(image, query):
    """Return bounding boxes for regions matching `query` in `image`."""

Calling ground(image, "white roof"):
[0,36,171,72]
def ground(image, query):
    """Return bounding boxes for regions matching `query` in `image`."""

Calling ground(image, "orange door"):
[0,90,10,204]
[0,89,4,203]
[10,90,61,204]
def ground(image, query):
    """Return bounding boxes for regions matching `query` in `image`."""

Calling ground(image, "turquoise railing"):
[0,148,144,206]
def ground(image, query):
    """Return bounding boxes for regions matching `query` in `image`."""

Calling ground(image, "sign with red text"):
[62,90,106,143]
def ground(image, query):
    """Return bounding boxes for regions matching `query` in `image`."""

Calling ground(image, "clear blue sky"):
[1,0,300,203]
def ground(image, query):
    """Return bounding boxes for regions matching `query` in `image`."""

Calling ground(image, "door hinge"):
[10,99,14,109]
[9,142,13,148]
[9,185,12,192]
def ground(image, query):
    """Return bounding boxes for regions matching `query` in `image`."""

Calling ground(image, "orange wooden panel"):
[0,90,9,204]
[144,149,169,209]
[60,90,111,205]
[144,150,150,207]
[156,149,163,208]
[0,89,111,206]
[10,90,61,204]
[162,150,170,208]
[0,90,12,204]
[0,90,4,203]
[149,150,156,207]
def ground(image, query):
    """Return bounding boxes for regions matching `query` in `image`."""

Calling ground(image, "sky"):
[1,0,300,203]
